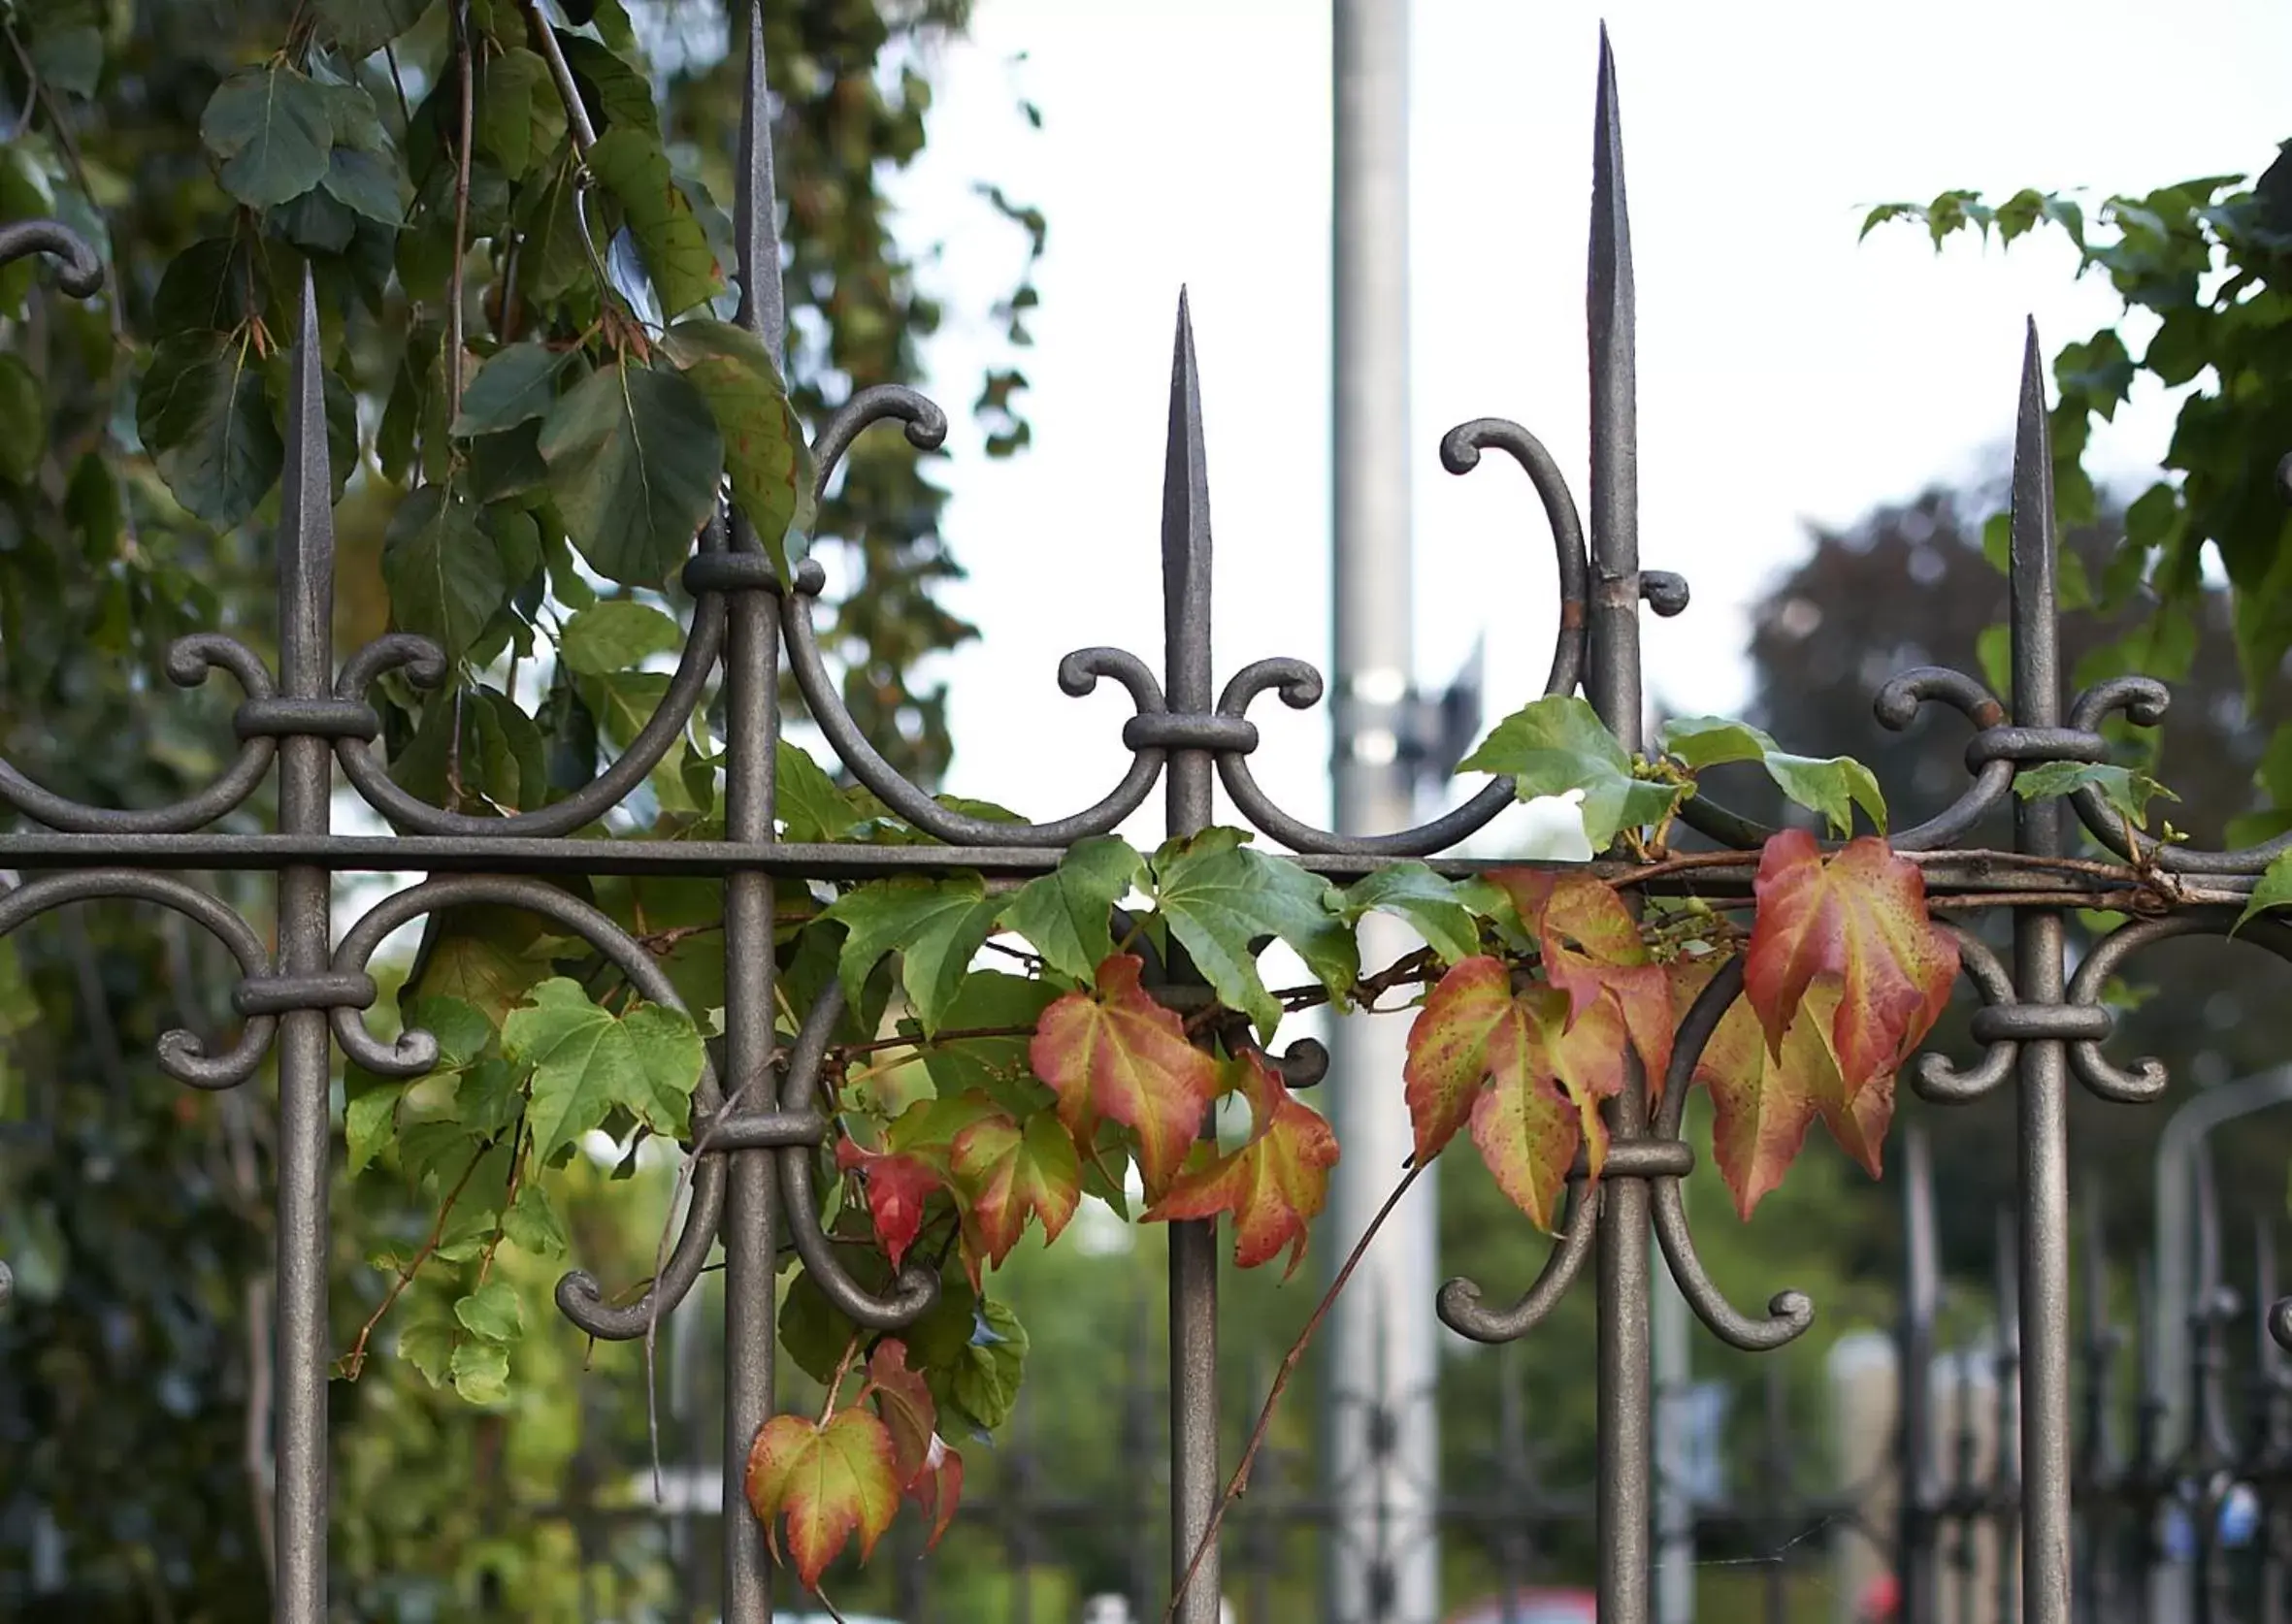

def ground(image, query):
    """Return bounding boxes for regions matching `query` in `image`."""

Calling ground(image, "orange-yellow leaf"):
[1696,980,1896,1218]
[834,1138,943,1272]
[1402,956,1515,1162]
[1143,1052,1340,1277]
[1498,869,1675,1097]
[1745,830,1956,1090]
[1029,953,1220,1197]
[1467,986,1623,1230]
[743,1408,900,1590]
[949,1107,1083,1276]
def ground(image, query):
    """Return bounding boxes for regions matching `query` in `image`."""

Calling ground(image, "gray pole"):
[1326,2,1438,1620]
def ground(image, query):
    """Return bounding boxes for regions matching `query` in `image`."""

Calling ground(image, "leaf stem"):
[339,1145,489,1380]
[1164,1156,1427,1622]
[446,0,476,414]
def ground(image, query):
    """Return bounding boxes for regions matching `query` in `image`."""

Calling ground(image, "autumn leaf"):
[1697,979,1896,1218]
[1142,1052,1340,1278]
[1468,987,1623,1231]
[1029,953,1219,1196]
[834,1137,944,1272]
[949,1107,1083,1278]
[1493,870,1674,1097]
[864,1340,965,1552]
[1403,958,1625,1230]
[1744,830,1957,1091]
[743,1408,900,1590]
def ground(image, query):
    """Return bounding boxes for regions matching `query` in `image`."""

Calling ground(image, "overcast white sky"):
[875,0,2292,843]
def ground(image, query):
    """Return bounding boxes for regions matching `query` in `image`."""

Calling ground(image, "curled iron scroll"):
[1910,926,2022,1104]
[0,635,280,833]
[781,385,1168,846]
[2062,910,2292,1103]
[0,868,277,1087]
[2061,676,2292,876]
[0,218,103,298]
[328,873,728,1341]
[777,981,939,1329]
[333,519,732,837]
[1216,417,1589,858]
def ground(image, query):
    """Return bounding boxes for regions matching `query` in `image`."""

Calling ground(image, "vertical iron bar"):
[1162,293,1223,1624]
[2256,1219,2288,1624]
[1762,1364,1788,1624]
[1902,1125,1941,1624]
[1588,32,1652,1624]
[2009,321,2074,1624]
[1998,1208,2025,1624]
[274,267,336,1623]
[722,9,782,1618]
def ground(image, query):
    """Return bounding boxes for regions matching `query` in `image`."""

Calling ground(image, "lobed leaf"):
[1332,861,1481,964]
[743,1409,901,1591]
[1460,695,1681,850]
[1656,715,1885,836]
[997,835,1143,984]
[834,1135,944,1273]
[823,875,1001,1037]
[1151,828,1358,1039]
[949,1107,1082,1276]
[1143,1052,1339,1277]
[2014,761,2176,828]
[502,978,704,1160]
[1028,953,1218,1196]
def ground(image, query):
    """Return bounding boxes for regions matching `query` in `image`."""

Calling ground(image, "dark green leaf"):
[586,128,724,318]
[31,26,104,99]
[321,146,406,226]
[777,740,864,842]
[537,360,723,586]
[1333,861,1480,964]
[316,0,431,59]
[201,66,335,210]
[381,484,508,664]
[659,318,812,575]
[2014,762,2177,828]
[0,358,45,486]
[452,341,576,437]
[1655,714,1885,836]
[823,875,1002,1035]
[503,977,703,1159]
[137,333,282,527]
[475,48,561,181]
[2238,850,2292,934]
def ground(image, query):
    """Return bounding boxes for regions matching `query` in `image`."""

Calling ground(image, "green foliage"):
[1459,693,1684,848]
[2014,761,2177,828]
[1871,146,2292,814]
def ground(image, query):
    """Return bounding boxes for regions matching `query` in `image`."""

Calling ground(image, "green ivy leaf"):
[823,875,1002,1036]
[997,835,1143,984]
[501,1184,568,1256]
[0,357,44,486]
[659,318,812,576]
[201,66,335,210]
[944,1297,1029,1435]
[777,740,865,842]
[475,48,561,180]
[1332,861,1480,964]
[2014,762,2177,829]
[1151,828,1359,1039]
[453,1280,524,1345]
[381,483,508,665]
[137,332,282,528]
[537,359,724,586]
[911,974,1060,1116]
[452,341,576,437]
[399,1319,456,1387]
[1656,715,1887,837]
[558,599,682,676]
[587,128,724,317]
[503,977,704,1160]
[344,1085,400,1177]
[1461,695,1682,850]
[449,1338,511,1405]
[2235,850,2292,934]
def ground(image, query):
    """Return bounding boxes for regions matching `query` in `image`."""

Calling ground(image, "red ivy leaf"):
[1745,830,1957,1090]
[1143,1051,1340,1278]
[1029,953,1220,1197]
[743,1408,900,1590]
[1404,958,1624,1230]
[865,1339,966,1552]
[950,1107,1083,1279]
[834,1138,943,1272]
[1496,869,1675,1099]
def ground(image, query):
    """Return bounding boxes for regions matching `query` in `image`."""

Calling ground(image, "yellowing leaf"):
[1142,1052,1339,1277]
[1028,953,1218,1197]
[1745,830,1957,1092]
[1697,977,1896,1218]
[743,1409,900,1591]
[949,1108,1082,1277]
[864,1339,965,1552]
[1495,870,1673,1098]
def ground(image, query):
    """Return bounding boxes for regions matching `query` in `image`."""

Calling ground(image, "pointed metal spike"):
[2007,319,2058,718]
[278,267,335,700]
[736,0,786,360]
[1586,25,1640,742]
[1162,288,1213,717]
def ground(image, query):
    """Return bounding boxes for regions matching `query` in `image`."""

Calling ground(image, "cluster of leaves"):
[1864,146,2292,840]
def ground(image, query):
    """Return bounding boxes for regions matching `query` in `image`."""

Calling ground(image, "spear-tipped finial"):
[278,267,336,697]
[737,0,786,360]
[1586,24,1640,742]
[1162,289,1213,716]
[2007,319,2058,717]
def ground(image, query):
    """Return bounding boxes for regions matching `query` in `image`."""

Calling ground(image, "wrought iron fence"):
[2,15,2291,1624]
